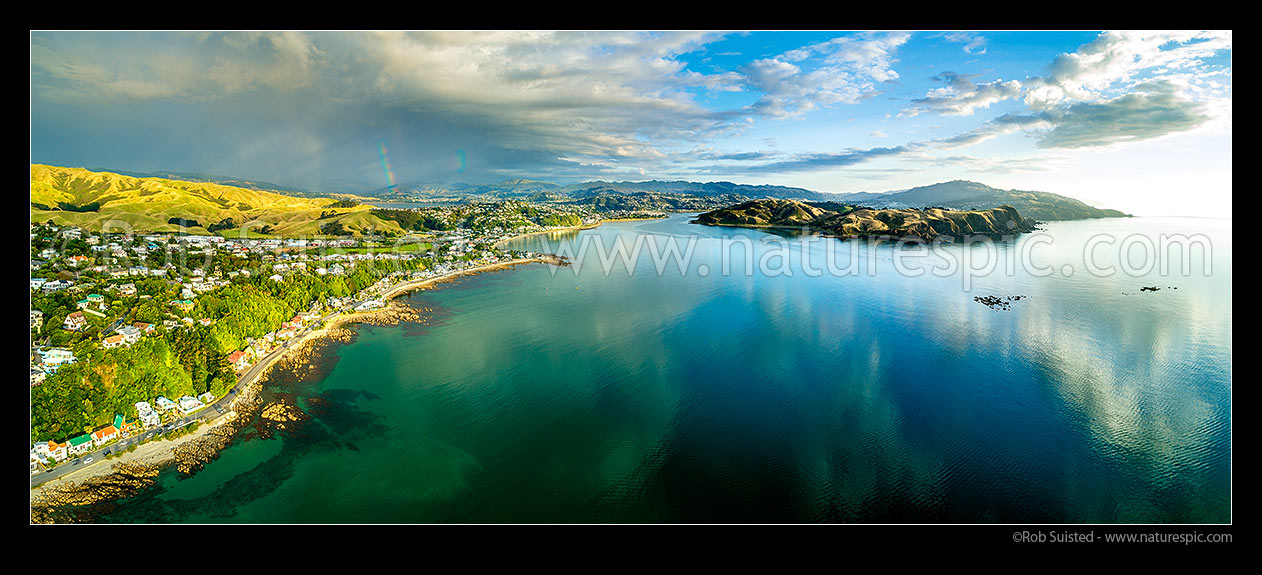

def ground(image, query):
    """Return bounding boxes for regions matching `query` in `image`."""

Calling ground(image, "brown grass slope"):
[690,198,831,227]
[30,165,402,237]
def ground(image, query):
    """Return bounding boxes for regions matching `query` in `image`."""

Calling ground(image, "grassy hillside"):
[689,198,831,227]
[30,165,404,237]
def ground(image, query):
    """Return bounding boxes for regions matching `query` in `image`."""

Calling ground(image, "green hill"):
[30,165,404,237]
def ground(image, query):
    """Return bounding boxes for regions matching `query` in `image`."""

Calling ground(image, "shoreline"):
[492,222,602,249]
[490,214,670,250]
[29,255,569,518]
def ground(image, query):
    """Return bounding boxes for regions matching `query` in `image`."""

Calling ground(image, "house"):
[41,279,73,292]
[118,325,141,344]
[155,396,179,412]
[355,299,385,311]
[91,425,118,447]
[101,334,125,349]
[135,402,160,427]
[115,414,143,437]
[133,322,155,334]
[227,350,250,371]
[68,434,94,456]
[117,283,137,296]
[64,311,86,331]
[198,318,213,326]
[86,294,106,309]
[269,274,284,282]
[36,440,68,462]
[40,348,76,370]
[170,299,194,312]
[31,367,46,386]
[177,395,204,415]
[30,310,43,330]
[30,278,47,290]
[198,392,215,404]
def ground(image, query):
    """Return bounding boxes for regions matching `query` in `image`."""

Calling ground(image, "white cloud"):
[941,31,987,55]
[903,72,1022,117]
[742,32,910,118]
[1024,30,1231,110]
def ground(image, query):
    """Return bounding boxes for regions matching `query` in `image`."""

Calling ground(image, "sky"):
[30,30,1232,216]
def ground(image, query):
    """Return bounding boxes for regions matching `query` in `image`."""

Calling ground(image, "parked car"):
[84,456,93,464]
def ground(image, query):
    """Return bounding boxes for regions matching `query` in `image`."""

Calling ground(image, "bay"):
[93,214,1232,523]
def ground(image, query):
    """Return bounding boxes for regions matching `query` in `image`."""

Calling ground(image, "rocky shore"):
[30,344,271,523]
[973,294,1026,310]
[30,257,554,523]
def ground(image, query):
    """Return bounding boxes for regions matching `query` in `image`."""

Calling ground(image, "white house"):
[118,325,142,345]
[64,311,87,331]
[155,396,179,412]
[135,401,161,427]
[34,440,68,462]
[177,395,204,415]
[355,299,385,311]
[67,434,94,456]
[40,348,76,371]
[91,425,119,447]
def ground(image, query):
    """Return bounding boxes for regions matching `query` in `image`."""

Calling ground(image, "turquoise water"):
[95,214,1231,523]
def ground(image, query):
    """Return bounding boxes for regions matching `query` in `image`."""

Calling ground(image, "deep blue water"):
[94,214,1231,523]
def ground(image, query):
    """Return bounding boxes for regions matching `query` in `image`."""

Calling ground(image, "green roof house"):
[68,434,93,455]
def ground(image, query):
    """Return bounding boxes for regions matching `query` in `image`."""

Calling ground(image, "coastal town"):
[29,200,640,485]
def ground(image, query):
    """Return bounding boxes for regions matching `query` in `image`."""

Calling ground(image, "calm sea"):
[92,214,1232,523]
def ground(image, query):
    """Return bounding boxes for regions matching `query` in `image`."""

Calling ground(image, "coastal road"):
[31,262,534,489]
[30,309,342,489]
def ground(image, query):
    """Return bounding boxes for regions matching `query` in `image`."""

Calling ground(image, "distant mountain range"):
[365,178,1128,221]
[54,165,1131,222]
[829,180,1131,221]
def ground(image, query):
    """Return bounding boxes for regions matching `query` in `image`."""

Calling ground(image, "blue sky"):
[30,31,1232,215]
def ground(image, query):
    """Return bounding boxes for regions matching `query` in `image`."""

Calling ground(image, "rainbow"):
[378,141,396,188]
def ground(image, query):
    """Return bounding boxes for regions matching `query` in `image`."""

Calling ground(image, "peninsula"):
[692,199,1038,240]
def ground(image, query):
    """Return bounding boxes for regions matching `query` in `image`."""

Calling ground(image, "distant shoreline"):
[491,214,670,249]
[492,222,602,249]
